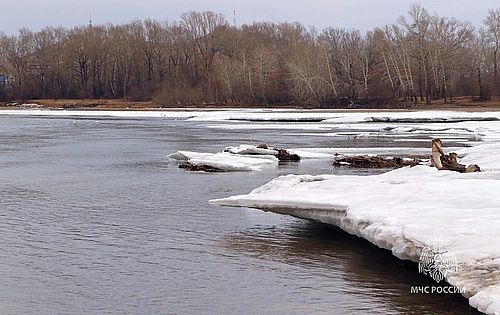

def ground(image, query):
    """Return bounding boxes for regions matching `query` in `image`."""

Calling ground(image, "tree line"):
[1,4,500,107]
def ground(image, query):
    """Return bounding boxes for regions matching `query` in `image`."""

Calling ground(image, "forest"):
[0,4,500,107]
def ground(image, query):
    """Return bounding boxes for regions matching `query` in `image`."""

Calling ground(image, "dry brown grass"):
[2,97,500,111]
[31,99,154,109]
[415,96,500,110]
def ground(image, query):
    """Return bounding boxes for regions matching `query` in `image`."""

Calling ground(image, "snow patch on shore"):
[0,109,201,118]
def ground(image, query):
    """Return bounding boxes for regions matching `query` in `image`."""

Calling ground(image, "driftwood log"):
[276,149,301,162]
[333,155,421,169]
[430,138,480,173]
[257,144,301,161]
[179,162,224,172]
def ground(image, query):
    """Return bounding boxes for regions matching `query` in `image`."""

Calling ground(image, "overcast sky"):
[1,0,499,35]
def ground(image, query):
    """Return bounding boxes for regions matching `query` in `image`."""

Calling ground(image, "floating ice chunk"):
[168,151,277,172]
[387,126,417,132]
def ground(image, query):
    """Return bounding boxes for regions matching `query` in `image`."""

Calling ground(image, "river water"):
[0,114,481,314]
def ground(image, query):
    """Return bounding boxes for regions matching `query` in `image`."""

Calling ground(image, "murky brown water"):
[0,115,481,314]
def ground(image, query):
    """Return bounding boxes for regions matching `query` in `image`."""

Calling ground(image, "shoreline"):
[3,97,500,112]
[2,106,500,114]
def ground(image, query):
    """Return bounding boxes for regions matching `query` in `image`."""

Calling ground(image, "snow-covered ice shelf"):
[211,143,500,315]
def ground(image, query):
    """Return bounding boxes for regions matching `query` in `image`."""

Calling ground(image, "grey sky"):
[2,0,499,35]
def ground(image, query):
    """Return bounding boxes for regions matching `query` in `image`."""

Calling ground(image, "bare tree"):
[1,7,499,107]
[484,8,500,94]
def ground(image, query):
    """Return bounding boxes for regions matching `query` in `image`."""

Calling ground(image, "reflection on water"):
[0,115,479,314]
[222,220,481,314]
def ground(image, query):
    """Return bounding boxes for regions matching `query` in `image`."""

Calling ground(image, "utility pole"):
[89,12,93,27]
[233,10,236,27]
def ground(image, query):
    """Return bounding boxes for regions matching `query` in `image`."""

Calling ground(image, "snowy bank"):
[211,143,500,315]
[0,109,203,118]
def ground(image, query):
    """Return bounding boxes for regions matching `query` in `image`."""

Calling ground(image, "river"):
[0,114,480,314]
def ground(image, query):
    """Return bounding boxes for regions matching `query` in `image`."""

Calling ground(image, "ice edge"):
[209,161,500,314]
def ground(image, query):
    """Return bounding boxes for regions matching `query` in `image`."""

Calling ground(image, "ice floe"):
[169,144,304,172]
[168,151,278,172]
[211,142,500,314]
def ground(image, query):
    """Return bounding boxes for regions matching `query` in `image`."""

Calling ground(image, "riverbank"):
[2,96,500,111]
[0,99,312,110]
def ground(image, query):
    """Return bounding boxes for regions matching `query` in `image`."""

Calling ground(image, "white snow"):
[20,103,43,108]
[321,111,500,124]
[224,144,279,156]
[168,151,278,172]
[289,147,452,157]
[187,111,338,122]
[458,144,500,171]
[211,142,500,315]
[203,123,334,131]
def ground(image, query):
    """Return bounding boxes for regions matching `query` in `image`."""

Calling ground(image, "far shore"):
[2,97,500,112]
